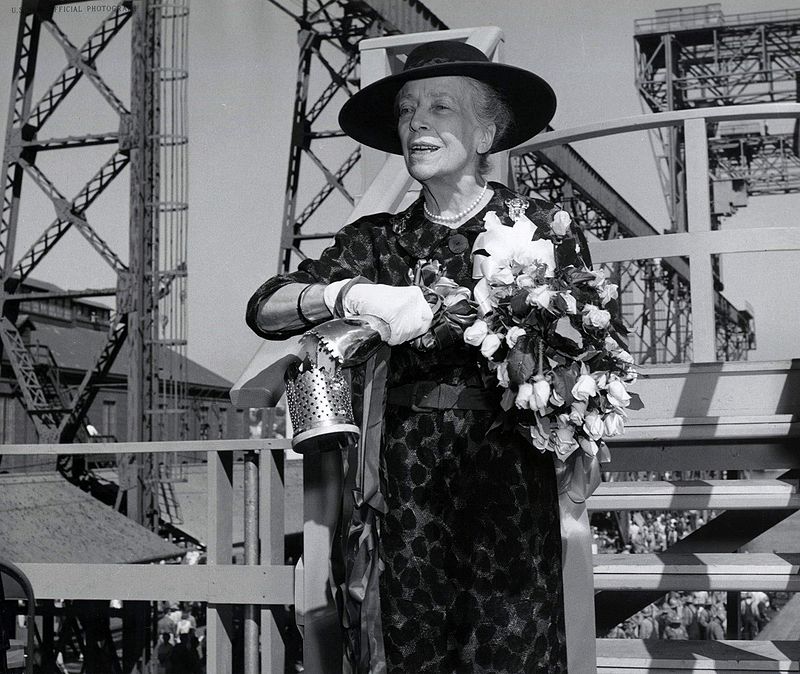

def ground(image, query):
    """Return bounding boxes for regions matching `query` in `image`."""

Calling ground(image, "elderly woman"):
[247,40,591,673]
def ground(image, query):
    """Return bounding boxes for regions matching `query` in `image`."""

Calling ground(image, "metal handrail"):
[0,558,35,674]
[511,102,800,154]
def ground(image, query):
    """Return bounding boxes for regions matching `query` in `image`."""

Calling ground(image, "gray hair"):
[461,77,514,176]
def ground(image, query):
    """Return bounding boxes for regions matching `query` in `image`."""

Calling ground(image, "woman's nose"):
[409,109,429,131]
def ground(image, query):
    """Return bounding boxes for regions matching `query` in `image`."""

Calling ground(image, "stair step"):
[597,638,800,671]
[594,553,800,591]
[588,479,800,511]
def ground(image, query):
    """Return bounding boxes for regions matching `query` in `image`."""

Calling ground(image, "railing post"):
[260,445,285,674]
[301,450,343,673]
[207,447,234,674]
[558,490,597,674]
[684,117,716,362]
[244,450,260,674]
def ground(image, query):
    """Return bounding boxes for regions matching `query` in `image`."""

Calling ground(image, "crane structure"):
[274,0,755,364]
[272,0,447,274]
[0,0,189,526]
[632,5,799,359]
[635,4,800,226]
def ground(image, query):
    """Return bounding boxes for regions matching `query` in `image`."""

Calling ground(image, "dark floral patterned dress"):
[246,183,591,673]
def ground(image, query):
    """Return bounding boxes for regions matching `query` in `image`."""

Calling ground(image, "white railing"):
[0,438,293,674]
[513,102,800,363]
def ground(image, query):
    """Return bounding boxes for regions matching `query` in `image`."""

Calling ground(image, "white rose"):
[569,400,588,425]
[604,336,620,352]
[515,383,534,409]
[592,371,609,390]
[616,349,635,365]
[607,378,632,408]
[551,425,580,461]
[517,238,556,276]
[550,389,565,407]
[532,379,551,414]
[515,273,536,289]
[599,283,619,306]
[496,361,510,388]
[583,410,605,440]
[582,304,611,329]
[588,269,607,288]
[571,374,598,402]
[604,411,625,437]
[560,292,578,315]
[551,210,572,236]
[505,326,527,348]
[464,319,489,346]
[480,333,502,358]
[527,285,557,310]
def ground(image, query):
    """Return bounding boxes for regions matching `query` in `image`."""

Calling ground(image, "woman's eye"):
[398,107,413,117]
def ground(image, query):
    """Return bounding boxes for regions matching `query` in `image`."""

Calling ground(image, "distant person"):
[156,633,173,674]
[168,632,201,674]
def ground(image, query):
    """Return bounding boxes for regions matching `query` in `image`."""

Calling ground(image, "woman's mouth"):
[409,143,440,156]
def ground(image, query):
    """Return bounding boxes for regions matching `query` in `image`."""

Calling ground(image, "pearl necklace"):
[423,183,487,225]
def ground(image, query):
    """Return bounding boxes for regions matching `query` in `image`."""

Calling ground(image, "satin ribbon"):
[553,442,611,673]
[343,345,390,673]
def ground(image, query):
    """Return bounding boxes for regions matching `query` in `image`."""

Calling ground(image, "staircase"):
[568,360,800,673]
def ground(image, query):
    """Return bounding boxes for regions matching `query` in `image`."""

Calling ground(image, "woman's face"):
[396,76,494,186]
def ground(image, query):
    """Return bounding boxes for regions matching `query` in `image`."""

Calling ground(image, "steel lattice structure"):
[271,0,447,273]
[0,0,189,527]
[510,141,756,364]
[635,4,800,227]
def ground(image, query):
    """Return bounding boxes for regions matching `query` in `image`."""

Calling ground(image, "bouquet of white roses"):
[462,206,641,468]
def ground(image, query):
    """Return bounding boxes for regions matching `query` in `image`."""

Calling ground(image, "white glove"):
[341,283,433,346]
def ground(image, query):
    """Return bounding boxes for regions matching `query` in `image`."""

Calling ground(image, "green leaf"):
[553,316,584,350]
[551,366,577,406]
[500,388,516,411]
[628,392,645,411]
[507,334,537,385]
[510,289,529,317]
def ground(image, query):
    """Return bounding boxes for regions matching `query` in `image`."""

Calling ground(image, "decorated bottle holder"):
[285,315,390,454]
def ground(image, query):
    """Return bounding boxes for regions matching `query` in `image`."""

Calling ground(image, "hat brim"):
[338,61,556,155]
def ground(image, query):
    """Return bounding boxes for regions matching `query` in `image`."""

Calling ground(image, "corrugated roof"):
[0,474,183,563]
[27,321,232,390]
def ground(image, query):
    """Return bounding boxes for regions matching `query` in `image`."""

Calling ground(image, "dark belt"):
[387,381,497,411]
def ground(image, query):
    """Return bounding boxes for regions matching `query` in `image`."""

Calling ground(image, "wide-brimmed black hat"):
[338,40,556,155]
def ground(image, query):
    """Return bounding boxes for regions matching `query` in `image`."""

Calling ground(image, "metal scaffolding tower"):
[0,0,189,526]
[271,0,447,273]
[635,4,800,224]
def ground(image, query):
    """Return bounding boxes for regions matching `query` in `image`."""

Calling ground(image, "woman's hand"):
[339,283,433,346]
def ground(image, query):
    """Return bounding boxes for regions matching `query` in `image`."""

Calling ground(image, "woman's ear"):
[478,122,497,154]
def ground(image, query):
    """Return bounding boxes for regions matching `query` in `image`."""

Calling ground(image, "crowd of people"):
[594,509,776,641]
[604,590,773,641]
[154,602,206,674]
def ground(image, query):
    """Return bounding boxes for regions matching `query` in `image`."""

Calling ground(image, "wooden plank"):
[594,553,800,591]
[15,563,294,604]
[597,638,800,671]
[684,117,715,362]
[0,438,292,455]
[207,449,234,674]
[624,361,800,421]
[588,479,800,511]
[261,448,286,674]
[606,443,800,473]
[589,226,800,265]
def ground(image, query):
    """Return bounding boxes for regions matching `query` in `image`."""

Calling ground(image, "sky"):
[0,0,797,384]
